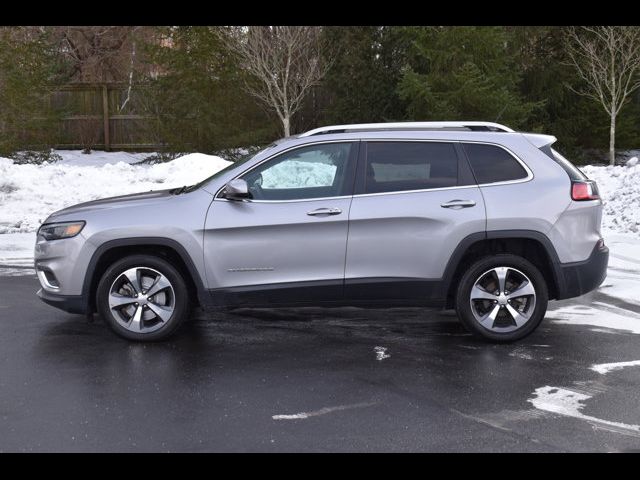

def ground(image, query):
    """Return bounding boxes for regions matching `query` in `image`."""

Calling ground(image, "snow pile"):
[0,152,230,234]
[582,164,640,235]
[54,149,152,166]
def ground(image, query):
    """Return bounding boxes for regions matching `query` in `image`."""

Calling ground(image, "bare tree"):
[565,26,640,165]
[221,26,331,137]
[48,26,156,85]
[119,35,138,112]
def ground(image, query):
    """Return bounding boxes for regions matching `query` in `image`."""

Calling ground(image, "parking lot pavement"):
[1,271,640,452]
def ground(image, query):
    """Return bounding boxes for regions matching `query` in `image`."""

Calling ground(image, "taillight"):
[571,180,600,201]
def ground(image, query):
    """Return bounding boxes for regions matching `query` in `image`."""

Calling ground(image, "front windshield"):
[186,144,277,192]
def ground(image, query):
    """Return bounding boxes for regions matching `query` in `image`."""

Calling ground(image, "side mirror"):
[222,178,250,200]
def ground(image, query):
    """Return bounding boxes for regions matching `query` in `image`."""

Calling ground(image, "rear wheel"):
[455,254,548,343]
[96,254,191,341]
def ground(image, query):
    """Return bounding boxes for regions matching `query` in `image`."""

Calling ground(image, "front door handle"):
[307,207,342,216]
[441,199,476,209]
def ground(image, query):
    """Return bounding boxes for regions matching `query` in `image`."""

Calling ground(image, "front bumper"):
[34,230,89,297]
[37,288,89,314]
[555,242,609,300]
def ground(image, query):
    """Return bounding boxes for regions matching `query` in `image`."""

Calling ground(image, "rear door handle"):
[441,199,476,209]
[307,207,342,216]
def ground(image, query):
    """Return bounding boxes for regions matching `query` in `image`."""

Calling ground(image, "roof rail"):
[298,121,515,137]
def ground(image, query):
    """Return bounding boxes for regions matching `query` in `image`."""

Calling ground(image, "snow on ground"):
[590,360,640,375]
[54,150,151,166]
[374,346,390,361]
[550,302,640,335]
[0,151,230,234]
[597,234,640,307]
[528,386,640,435]
[0,232,34,265]
[582,164,640,235]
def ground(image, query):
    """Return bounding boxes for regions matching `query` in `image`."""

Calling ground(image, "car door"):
[203,141,358,305]
[344,140,486,303]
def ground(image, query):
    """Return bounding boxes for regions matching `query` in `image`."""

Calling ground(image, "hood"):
[47,189,176,220]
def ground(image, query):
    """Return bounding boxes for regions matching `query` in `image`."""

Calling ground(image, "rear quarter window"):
[463,143,528,184]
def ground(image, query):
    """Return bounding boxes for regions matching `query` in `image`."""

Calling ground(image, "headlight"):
[37,221,85,241]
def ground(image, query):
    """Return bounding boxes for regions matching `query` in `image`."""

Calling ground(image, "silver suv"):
[34,121,609,342]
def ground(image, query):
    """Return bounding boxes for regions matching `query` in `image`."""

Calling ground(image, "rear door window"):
[364,142,458,194]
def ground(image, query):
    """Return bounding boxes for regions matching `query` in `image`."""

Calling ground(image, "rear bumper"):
[555,243,609,300]
[37,288,88,314]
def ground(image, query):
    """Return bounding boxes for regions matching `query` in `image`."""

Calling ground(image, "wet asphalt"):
[1,271,640,452]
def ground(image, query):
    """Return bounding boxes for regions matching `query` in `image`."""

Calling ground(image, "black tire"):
[96,254,191,341]
[455,254,548,343]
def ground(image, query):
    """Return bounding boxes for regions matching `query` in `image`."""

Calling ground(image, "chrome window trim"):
[214,139,358,203]
[352,183,480,198]
[213,137,534,203]
[215,195,353,204]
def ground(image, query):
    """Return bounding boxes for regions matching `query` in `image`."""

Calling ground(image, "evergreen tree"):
[319,26,410,125]
[398,26,541,128]
[0,27,64,157]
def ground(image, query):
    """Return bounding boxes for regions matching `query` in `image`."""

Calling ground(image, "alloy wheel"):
[108,266,175,333]
[469,266,537,333]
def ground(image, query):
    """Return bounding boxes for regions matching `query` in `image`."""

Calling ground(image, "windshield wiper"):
[171,185,188,195]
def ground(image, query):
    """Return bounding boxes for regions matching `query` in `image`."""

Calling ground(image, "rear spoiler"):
[521,133,557,149]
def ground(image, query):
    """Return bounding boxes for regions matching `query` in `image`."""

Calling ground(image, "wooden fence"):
[49,83,160,151]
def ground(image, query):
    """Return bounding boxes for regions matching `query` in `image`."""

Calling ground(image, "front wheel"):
[455,254,548,343]
[96,254,191,341]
